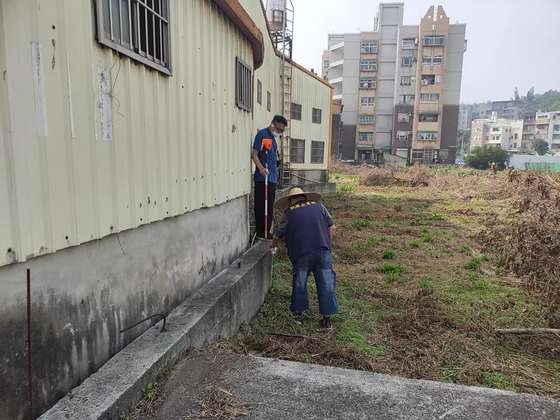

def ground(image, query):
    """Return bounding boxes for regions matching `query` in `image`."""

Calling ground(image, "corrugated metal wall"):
[290,66,332,170]
[0,0,254,267]
[240,0,332,168]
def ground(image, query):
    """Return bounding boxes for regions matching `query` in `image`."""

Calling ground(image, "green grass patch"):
[419,276,433,289]
[482,371,515,391]
[336,320,385,356]
[408,239,421,248]
[350,219,372,230]
[464,255,489,270]
[378,263,405,275]
[382,249,396,260]
[421,229,434,243]
[338,184,355,193]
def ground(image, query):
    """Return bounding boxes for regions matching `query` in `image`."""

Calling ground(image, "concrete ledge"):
[40,241,272,420]
[278,182,337,197]
[156,350,560,419]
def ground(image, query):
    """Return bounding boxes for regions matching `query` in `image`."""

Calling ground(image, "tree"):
[533,139,549,156]
[526,87,535,102]
[465,146,509,170]
[513,87,520,101]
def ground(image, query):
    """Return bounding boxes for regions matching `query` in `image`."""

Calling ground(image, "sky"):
[289,0,560,104]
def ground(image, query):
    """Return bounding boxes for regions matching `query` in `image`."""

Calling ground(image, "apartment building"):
[521,111,560,153]
[470,113,524,152]
[323,4,466,164]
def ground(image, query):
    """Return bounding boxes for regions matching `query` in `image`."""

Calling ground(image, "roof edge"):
[214,0,264,69]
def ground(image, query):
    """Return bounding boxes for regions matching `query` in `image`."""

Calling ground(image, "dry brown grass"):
[198,386,251,419]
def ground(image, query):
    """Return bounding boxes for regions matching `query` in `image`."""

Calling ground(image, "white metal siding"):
[0,0,254,267]
[290,66,332,170]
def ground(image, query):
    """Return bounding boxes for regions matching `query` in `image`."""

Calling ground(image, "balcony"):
[329,42,344,51]
[329,76,343,85]
[333,93,343,100]
[329,59,344,68]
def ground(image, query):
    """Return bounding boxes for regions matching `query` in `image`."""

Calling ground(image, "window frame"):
[95,0,172,75]
[290,138,305,163]
[417,131,439,141]
[360,96,375,107]
[400,76,412,86]
[358,132,374,142]
[359,78,376,89]
[423,35,445,47]
[257,79,262,105]
[291,102,302,120]
[420,93,439,103]
[360,40,379,54]
[359,114,376,125]
[310,141,325,164]
[235,57,253,112]
[267,91,271,112]
[312,108,322,124]
[398,113,410,123]
[401,38,416,49]
[360,59,378,72]
[401,56,414,67]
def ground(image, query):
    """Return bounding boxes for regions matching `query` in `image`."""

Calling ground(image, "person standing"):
[273,187,339,329]
[251,115,287,238]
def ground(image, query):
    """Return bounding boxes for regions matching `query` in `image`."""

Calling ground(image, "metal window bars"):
[96,0,171,75]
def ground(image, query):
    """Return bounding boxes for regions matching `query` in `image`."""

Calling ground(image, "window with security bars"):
[290,138,305,163]
[312,108,322,124]
[311,141,325,163]
[291,103,302,120]
[267,91,271,112]
[95,0,171,74]
[257,79,262,105]
[235,58,252,112]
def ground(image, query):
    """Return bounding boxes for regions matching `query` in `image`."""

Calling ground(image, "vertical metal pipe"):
[26,268,33,420]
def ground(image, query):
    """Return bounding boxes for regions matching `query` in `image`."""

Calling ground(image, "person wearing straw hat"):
[273,187,338,329]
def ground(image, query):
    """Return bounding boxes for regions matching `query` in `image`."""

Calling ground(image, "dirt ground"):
[223,165,560,398]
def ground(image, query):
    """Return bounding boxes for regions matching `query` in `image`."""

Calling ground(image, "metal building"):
[0,0,331,418]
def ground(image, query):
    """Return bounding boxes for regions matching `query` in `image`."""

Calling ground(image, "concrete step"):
[155,349,560,420]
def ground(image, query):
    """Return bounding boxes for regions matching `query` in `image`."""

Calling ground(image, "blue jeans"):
[290,249,339,316]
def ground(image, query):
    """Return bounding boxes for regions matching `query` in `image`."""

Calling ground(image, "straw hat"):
[274,187,321,211]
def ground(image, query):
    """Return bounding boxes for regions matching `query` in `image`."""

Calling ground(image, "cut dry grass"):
[198,386,251,419]
[222,165,560,397]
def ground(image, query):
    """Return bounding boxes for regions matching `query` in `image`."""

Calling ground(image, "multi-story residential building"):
[522,111,560,153]
[470,113,524,152]
[324,4,466,164]
[491,100,523,119]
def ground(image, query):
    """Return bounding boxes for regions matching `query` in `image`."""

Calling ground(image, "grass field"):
[223,167,560,397]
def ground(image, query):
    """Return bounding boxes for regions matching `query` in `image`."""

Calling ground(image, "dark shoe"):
[322,316,332,329]
[293,312,304,324]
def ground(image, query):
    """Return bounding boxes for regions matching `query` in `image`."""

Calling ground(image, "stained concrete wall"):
[0,196,249,420]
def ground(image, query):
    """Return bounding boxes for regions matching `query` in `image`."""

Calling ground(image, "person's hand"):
[259,167,269,177]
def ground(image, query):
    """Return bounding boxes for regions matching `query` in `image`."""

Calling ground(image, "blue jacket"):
[252,128,278,184]
[277,201,333,262]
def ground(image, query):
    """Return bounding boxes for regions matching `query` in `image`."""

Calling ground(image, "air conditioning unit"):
[421,79,429,85]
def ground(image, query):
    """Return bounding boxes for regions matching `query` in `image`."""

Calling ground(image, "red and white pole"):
[264,160,269,239]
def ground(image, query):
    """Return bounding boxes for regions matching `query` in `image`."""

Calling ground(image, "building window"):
[235,58,252,111]
[554,125,560,131]
[421,74,439,85]
[312,108,322,124]
[420,93,439,102]
[311,141,325,163]
[400,94,415,104]
[360,59,377,72]
[398,113,410,123]
[400,76,412,86]
[359,114,376,124]
[257,79,262,105]
[417,131,439,141]
[267,91,271,112]
[360,96,375,107]
[291,103,302,120]
[290,138,305,163]
[397,131,410,141]
[401,38,416,49]
[419,113,439,122]
[423,35,445,46]
[360,40,378,54]
[95,0,171,74]
[422,56,443,65]
[359,132,374,142]
[360,78,376,89]
[401,56,414,67]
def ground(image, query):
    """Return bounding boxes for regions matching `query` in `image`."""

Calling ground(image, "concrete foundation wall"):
[0,197,249,420]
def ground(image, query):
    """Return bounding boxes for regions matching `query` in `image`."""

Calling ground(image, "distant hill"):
[526,90,560,113]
